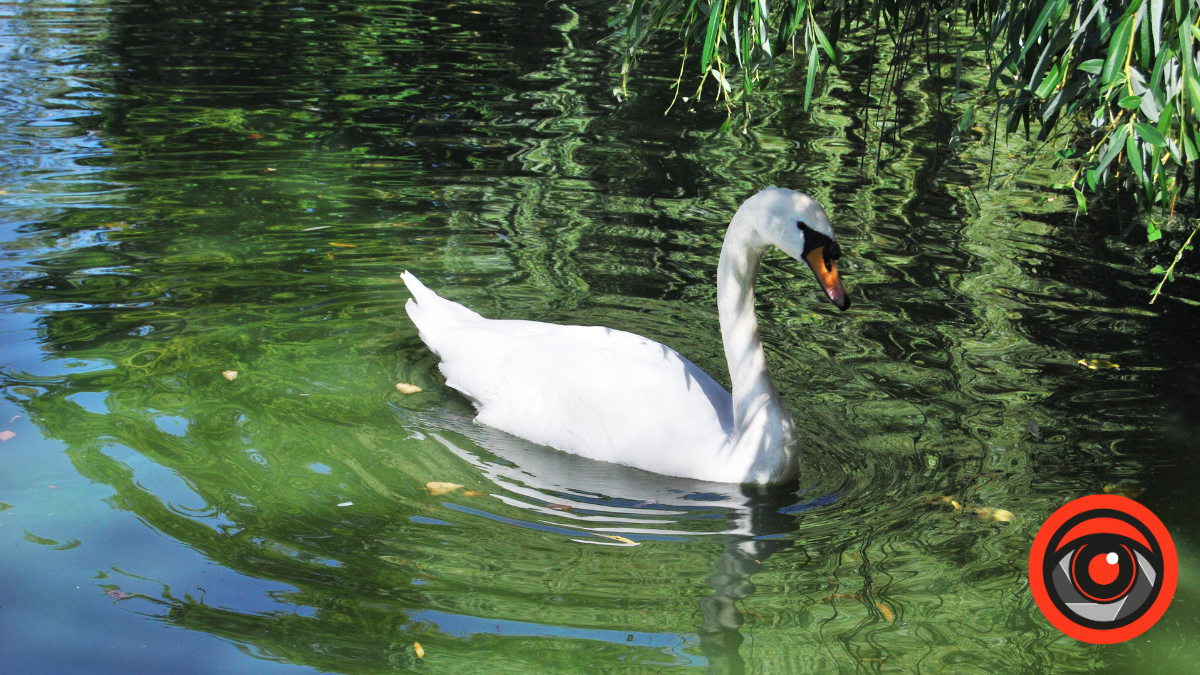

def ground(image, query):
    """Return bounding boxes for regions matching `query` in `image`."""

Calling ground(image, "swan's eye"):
[797,221,833,258]
[826,241,842,261]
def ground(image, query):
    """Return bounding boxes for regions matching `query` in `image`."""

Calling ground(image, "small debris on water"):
[923,495,961,510]
[1028,420,1040,438]
[338,501,353,507]
[1078,358,1120,370]
[222,370,238,381]
[302,226,329,232]
[426,481,462,496]
[396,383,422,394]
[876,604,894,622]
[0,430,14,442]
[1104,483,1145,499]
[546,503,572,511]
[966,506,1015,523]
[414,642,425,658]
[106,590,131,599]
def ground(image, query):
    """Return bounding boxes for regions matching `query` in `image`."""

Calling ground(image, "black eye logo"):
[1047,512,1158,626]
[1030,495,1177,643]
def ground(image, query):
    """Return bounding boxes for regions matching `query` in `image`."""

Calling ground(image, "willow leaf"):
[1183,124,1199,162]
[1021,0,1063,62]
[1134,122,1166,146]
[804,44,819,110]
[702,0,725,72]
[1188,71,1200,114]
[1102,15,1136,84]
[1150,0,1163,49]
[810,15,836,61]
[1126,131,1145,185]
[1036,64,1063,98]
[1096,125,1130,179]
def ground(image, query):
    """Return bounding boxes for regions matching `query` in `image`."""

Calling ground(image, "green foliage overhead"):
[616,0,1200,298]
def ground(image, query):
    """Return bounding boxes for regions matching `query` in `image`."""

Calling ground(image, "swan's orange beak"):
[805,247,850,311]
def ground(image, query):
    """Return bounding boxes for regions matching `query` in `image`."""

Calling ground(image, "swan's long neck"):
[717,209,798,484]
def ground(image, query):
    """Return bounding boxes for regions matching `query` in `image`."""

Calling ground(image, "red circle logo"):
[1029,494,1177,643]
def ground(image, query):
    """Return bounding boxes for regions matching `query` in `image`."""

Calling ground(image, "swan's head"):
[746,187,850,311]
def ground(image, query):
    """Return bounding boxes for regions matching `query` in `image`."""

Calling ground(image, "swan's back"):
[402,272,739,481]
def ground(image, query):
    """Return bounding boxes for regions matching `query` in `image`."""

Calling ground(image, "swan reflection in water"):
[407,409,836,674]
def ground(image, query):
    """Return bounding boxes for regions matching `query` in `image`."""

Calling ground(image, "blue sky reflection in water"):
[0,0,1198,673]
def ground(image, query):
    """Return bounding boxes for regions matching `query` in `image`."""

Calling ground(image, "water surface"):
[1,0,1198,673]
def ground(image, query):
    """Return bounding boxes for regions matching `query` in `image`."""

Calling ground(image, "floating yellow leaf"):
[222,370,238,381]
[462,490,484,497]
[967,506,1015,523]
[0,430,14,442]
[1078,358,1120,370]
[414,642,424,658]
[395,382,422,394]
[1104,484,1145,499]
[248,133,263,139]
[263,167,277,173]
[923,495,962,510]
[329,242,357,248]
[990,509,1015,523]
[876,603,894,622]
[426,481,462,496]
[598,534,637,545]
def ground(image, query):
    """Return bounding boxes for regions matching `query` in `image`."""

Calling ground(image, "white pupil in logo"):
[1106,552,1118,565]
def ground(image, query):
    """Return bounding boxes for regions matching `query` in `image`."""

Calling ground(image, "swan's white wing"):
[403,273,742,482]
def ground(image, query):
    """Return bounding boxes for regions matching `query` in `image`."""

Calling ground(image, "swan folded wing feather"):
[424,319,738,480]
[469,331,736,480]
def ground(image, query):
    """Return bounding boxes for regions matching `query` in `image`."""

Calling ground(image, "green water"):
[1,0,1197,673]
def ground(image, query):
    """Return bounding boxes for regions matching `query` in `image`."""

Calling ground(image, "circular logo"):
[1029,494,1176,643]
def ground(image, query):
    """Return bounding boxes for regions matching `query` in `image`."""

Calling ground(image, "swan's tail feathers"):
[402,272,483,353]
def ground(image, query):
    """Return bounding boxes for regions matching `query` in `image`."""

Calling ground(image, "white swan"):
[402,187,849,485]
